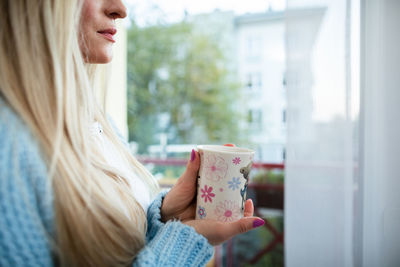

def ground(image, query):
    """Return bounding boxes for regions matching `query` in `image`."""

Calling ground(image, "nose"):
[106,0,127,19]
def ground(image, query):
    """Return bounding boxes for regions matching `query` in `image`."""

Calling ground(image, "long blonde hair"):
[0,0,159,266]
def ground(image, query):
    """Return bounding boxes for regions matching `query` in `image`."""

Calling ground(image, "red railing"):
[137,157,189,166]
[138,156,284,169]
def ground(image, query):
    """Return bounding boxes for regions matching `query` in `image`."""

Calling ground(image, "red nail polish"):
[190,149,196,161]
[253,219,265,228]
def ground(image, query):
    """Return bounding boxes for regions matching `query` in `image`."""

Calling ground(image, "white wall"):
[361,0,400,266]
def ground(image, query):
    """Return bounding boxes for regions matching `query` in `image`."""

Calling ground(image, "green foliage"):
[127,20,242,153]
[152,165,186,180]
[252,169,285,184]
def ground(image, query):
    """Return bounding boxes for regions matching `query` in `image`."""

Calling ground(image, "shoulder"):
[0,97,49,188]
[0,96,53,231]
[0,97,54,265]
[0,97,40,151]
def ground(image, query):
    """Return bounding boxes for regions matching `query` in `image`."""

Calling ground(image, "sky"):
[125,0,286,25]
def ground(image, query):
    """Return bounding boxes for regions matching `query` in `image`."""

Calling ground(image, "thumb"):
[224,217,265,240]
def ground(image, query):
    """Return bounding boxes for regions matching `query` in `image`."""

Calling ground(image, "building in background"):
[234,11,287,163]
[103,10,321,164]
[190,10,287,163]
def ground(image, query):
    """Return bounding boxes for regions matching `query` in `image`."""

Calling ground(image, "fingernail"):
[253,219,265,228]
[190,149,196,161]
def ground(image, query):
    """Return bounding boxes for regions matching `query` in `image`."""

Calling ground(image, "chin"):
[87,48,113,64]
[95,55,113,64]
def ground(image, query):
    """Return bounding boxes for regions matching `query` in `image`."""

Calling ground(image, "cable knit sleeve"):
[0,101,54,266]
[133,191,214,267]
[145,190,168,241]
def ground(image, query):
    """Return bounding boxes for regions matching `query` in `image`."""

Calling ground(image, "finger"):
[243,199,254,217]
[178,149,200,184]
[225,217,264,240]
[185,216,265,246]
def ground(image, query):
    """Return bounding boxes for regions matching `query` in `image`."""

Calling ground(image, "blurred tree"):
[127,20,242,154]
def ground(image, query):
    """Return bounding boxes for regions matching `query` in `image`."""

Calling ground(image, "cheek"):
[79,0,98,59]
[80,0,95,34]
[79,3,94,54]
[81,0,96,20]
[79,0,113,63]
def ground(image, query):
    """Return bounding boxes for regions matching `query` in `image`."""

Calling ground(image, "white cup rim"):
[197,145,254,155]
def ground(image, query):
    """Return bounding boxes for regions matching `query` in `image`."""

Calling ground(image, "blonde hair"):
[0,0,159,266]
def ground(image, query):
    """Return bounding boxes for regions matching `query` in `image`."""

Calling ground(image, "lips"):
[97,28,117,43]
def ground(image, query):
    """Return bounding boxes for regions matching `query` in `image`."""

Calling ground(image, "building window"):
[246,73,253,90]
[246,36,262,60]
[254,72,262,90]
[248,109,262,129]
[282,109,286,123]
[282,71,287,86]
[246,72,262,91]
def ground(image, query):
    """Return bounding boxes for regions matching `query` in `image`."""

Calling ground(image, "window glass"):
[125,1,286,265]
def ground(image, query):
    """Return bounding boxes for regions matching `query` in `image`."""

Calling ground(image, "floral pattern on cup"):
[200,185,215,203]
[227,177,241,191]
[232,157,241,165]
[214,200,241,222]
[197,206,206,219]
[203,154,228,182]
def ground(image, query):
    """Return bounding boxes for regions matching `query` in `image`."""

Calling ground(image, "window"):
[246,36,262,60]
[125,2,286,265]
[282,109,286,123]
[282,71,287,86]
[246,72,262,91]
[248,109,263,129]
[246,73,253,90]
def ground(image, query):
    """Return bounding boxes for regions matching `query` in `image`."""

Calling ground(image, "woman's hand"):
[160,148,265,246]
[160,149,200,222]
[183,197,265,246]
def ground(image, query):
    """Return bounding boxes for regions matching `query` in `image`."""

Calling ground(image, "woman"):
[0,0,264,266]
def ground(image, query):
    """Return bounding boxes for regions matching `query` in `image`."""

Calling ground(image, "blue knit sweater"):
[0,98,214,266]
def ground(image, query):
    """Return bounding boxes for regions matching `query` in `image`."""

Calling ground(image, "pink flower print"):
[214,200,241,222]
[200,185,215,203]
[232,157,241,165]
[204,155,228,181]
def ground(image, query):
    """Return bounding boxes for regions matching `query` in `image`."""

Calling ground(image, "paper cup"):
[195,145,255,222]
